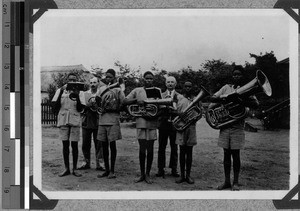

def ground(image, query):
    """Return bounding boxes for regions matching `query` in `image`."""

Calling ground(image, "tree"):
[150,62,167,90]
[200,59,232,93]
[114,61,142,95]
[249,51,285,100]
[90,64,104,79]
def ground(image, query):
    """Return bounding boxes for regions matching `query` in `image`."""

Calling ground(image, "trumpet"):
[205,70,272,129]
[127,98,173,118]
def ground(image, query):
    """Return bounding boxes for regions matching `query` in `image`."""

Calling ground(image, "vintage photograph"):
[33,9,296,199]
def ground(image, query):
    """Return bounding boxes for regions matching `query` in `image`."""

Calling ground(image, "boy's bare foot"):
[145,175,153,184]
[134,175,145,183]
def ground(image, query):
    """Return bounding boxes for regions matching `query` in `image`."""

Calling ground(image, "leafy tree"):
[114,61,142,95]
[200,59,233,93]
[91,64,104,79]
[150,63,167,90]
[249,51,286,100]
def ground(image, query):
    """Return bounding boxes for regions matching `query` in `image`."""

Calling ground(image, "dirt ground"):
[41,118,289,191]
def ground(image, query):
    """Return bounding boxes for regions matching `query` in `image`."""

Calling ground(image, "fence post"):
[41,99,57,125]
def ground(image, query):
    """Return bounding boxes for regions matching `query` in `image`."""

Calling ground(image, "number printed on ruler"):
[2,0,12,209]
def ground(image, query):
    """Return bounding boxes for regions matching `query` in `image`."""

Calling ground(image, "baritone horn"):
[127,98,173,118]
[96,77,125,114]
[205,70,272,129]
[172,85,211,131]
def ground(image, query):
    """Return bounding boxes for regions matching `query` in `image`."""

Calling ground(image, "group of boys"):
[52,65,258,190]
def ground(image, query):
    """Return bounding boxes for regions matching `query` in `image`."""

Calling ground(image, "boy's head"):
[232,65,244,86]
[143,71,154,88]
[183,81,193,93]
[67,73,78,83]
[106,69,116,84]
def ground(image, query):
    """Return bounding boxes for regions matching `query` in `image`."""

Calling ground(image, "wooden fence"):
[41,99,57,125]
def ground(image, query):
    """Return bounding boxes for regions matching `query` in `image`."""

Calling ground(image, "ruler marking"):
[15,139,20,186]
[2,0,11,209]
[10,139,15,187]
[10,93,15,139]
[17,1,25,209]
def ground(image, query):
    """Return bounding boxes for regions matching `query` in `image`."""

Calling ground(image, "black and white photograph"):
[32,9,297,199]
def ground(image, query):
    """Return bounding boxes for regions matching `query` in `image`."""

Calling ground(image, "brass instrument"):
[87,96,102,114]
[127,98,173,118]
[96,78,125,114]
[165,91,177,122]
[205,70,272,129]
[172,85,210,131]
[260,98,290,129]
[67,82,85,101]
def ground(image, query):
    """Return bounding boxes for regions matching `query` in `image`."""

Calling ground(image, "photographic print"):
[33,9,297,200]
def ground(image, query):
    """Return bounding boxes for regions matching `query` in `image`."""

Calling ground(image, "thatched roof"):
[41,64,89,73]
[41,64,92,92]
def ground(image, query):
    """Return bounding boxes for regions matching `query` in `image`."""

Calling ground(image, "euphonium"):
[96,77,125,114]
[172,85,210,131]
[205,70,272,129]
[127,98,173,118]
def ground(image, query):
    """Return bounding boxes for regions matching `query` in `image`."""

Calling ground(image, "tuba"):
[95,77,125,114]
[205,70,272,129]
[127,98,173,118]
[172,85,210,131]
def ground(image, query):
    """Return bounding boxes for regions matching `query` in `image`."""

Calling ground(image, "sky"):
[36,9,292,73]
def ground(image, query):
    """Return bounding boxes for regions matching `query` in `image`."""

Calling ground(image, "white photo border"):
[33,9,298,200]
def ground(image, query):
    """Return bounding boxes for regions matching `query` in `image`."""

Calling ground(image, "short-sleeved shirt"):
[125,87,159,129]
[52,85,86,127]
[212,84,245,129]
[98,86,125,126]
[82,89,99,129]
[211,84,257,149]
[175,95,197,146]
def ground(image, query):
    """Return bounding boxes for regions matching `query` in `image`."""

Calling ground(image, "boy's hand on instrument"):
[225,93,242,104]
[137,100,145,106]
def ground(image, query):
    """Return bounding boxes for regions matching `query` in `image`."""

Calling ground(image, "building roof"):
[277,58,289,64]
[41,64,91,92]
[41,64,89,73]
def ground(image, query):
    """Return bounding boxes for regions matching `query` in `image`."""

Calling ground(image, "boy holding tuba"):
[123,71,159,184]
[175,81,199,184]
[209,65,259,191]
[96,69,125,179]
